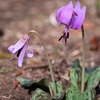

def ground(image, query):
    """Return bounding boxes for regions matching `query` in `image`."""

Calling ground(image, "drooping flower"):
[56,1,86,43]
[8,34,34,67]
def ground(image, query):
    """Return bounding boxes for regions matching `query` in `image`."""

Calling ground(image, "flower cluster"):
[8,34,34,67]
[56,1,86,43]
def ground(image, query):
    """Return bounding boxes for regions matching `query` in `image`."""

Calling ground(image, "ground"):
[0,0,100,100]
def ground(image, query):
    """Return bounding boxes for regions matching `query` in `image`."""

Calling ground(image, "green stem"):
[81,25,85,93]
[28,30,56,96]
[53,42,60,66]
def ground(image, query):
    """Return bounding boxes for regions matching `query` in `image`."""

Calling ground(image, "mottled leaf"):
[85,67,96,75]
[70,68,78,88]
[66,68,80,100]
[66,85,94,100]
[56,81,63,93]
[87,66,100,89]
[83,89,94,100]
[31,88,51,100]
[16,77,33,86]
[72,59,81,71]
[83,66,100,100]
[66,85,80,100]
[49,81,63,96]
[52,91,65,100]
[16,77,49,94]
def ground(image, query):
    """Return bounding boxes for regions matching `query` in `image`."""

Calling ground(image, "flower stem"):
[28,30,56,96]
[53,42,60,66]
[81,25,85,93]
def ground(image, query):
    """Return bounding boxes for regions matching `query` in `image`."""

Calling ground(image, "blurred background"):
[0,0,100,99]
[0,0,100,47]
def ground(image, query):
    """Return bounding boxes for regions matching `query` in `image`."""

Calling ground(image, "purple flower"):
[8,34,34,67]
[56,1,86,43]
[56,1,73,26]
[71,1,86,29]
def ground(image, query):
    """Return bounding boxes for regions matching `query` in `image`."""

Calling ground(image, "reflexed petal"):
[56,6,65,24]
[18,43,28,67]
[18,46,26,67]
[60,8,73,25]
[75,1,81,11]
[71,6,86,29]
[67,1,73,8]
[26,50,34,58]
[8,45,14,52]
[59,1,73,25]
[12,35,29,53]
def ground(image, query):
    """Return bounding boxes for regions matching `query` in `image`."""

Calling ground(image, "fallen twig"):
[13,63,48,77]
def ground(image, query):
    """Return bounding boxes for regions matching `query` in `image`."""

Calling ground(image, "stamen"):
[65,36,67,43]
[58,31,65,41]
[67,32,69,38]
[58,31,70,43]
[58,36,63,41]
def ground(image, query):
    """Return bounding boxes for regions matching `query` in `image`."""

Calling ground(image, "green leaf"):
[87,66,100,90]
[49,81,63,95]
[82,89,94,100]
[49,81,65,100]
[85,67,96,75]
[72,59,81,71]
[16,77,49,94]
[52,91,65,100]
[66,85,94,100]
[56,81,63,93]
[16,77,33,86]
[34,78,49,87]
[66,85,80,100]
[72,59,82,82]
[66,68,80,100]
[83,66,100,100]
[31,88,52,100]
[72,59,94,83]
[65,62,98,100]
[84,67,96,83]
[84,72,89,83]
[70,68,79,88]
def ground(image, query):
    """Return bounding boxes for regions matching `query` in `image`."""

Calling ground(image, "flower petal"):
[8,45,14,52]
[56,6,65,24]
[18,43,28,67]
[67,1,73,8]
[71,6,86,29]
[60,9,72,25]
[12,35,30,53]
[59,1,73,25]
[18,51,25,67]
[26,50,34,58]
[75,1,81,11]
[8,45,18,60]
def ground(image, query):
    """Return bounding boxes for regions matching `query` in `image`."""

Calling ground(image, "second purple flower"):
[56,1,86,43]
[8,34,34,67]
